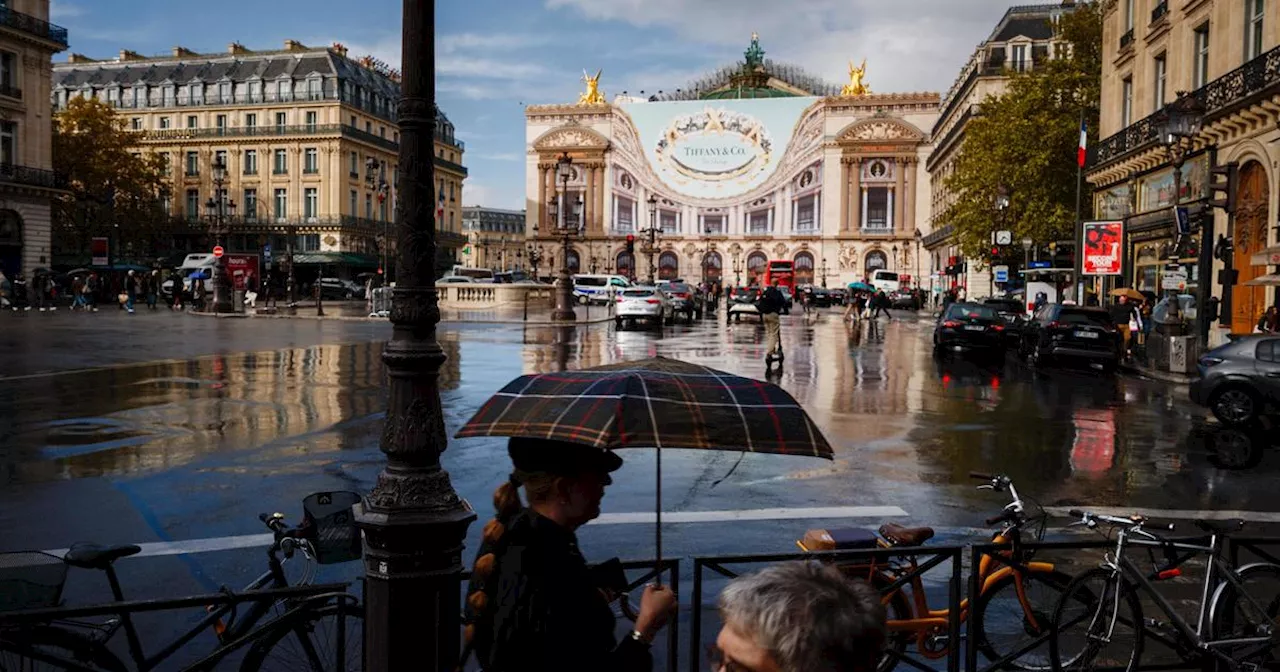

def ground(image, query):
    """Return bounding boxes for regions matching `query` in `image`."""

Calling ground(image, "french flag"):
[1077,119,1088,167]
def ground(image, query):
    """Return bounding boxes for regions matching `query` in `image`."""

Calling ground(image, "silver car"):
[614,287,673,330]
[1191,335,1280,425]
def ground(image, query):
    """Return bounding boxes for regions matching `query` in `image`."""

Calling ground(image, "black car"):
[662,282,700,321]
[1018,304,1120,372]
[982,298,1027,346]
[933,302,1008,357]
[890,290,920,310]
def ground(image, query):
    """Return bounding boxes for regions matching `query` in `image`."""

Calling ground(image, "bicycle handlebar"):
[969,472,995,481]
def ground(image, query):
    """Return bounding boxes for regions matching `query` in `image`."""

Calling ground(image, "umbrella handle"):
[618,592,638,623]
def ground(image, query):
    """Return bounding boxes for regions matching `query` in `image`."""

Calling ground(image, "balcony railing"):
[0,163,68,190]
[0,82,21,100]
[0,6,69,48]
[1091,43,1280,169]
[135,123,401,152]
[55,89,399,124]
[1150,1,1168,24]
[434,156,468,177]
[435,129,464,151]
[1119,28,1134,50]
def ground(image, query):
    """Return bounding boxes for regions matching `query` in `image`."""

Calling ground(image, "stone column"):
[537,164,547,230]
[850,159,862,233]
[893,157,905,231]
[860,186,868,231]
[839,160,850,235]
[583,165,594,233]
[905,157,917,236]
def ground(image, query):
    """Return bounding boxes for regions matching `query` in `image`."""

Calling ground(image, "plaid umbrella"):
[456,356,833,578]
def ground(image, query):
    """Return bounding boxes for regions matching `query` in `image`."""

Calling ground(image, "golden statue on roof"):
[578,69,606,104]
[841,58,870,96]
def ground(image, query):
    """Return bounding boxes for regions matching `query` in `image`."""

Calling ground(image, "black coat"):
[466,510,651,672]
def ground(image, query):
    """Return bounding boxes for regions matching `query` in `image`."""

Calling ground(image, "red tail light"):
[616,296,624,302]
[646,298,661,304]
[993,324,1005,332]
[674,293,689,299]
[1046,321,1061,329]
[943,320,960,328]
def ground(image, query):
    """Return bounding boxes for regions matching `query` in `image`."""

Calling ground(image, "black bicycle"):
[1049,510,1279,672]
[0,491,363,671]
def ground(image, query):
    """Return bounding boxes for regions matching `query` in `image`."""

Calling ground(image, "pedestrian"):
[124,270,139,313]
[0,269,9,310]
[146,270,160,310]
[871,290,890,320]
[1110,295,1137,357]
[170,271,185,311]
[1257,305,1279,334]
[11,272,28,312]
[461,438,677,672]
[70,276,86,311]
[192,278,206,312]
[85,273,99,311]
[712,562,885,672]
[32,272,48,312]
[758,279,785,366]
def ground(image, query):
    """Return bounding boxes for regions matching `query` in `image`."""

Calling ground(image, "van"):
[870,270,900,293]
[573,274,630,304]
[446,265,495,282]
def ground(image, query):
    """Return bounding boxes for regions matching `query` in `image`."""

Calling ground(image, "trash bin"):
[1168,335,1197,374]
[233,289,244,312]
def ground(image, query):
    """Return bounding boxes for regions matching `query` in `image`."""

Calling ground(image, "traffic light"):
[1208,162,1239,214]
[626,234,635,255]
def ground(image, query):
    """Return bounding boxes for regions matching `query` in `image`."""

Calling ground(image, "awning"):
[1250,246,1280,266]
[289,252,378,267]
[1244,274,1280,286]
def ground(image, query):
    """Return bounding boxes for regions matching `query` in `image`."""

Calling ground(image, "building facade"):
[1086,0,1278,341]
[461,205,525,271]
[0,0,69,279]
[925,2,1078,297]
[51,40,467,279]
[524,35,940,288]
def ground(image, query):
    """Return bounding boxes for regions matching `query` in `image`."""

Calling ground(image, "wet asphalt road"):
[2,306,1278,669]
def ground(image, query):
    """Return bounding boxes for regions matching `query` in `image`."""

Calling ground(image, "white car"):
[614,287,673,329]
[438,276,476,284]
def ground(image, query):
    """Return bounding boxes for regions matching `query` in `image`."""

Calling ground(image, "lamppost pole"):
[353,2,476,669]
[367,157,390,282]
[551,152,579,321]
[644,194,659,284]
[204,157,236,314]
[913,228,922,290]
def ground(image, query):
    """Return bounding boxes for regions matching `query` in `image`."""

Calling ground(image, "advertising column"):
[1080,221,1123,306]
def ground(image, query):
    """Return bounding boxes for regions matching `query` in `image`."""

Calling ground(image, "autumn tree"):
[52,97,168,263]
[939,1,1103,263]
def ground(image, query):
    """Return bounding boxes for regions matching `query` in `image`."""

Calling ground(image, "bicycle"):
[0,491,364,671]
[798,473,1073,672]
[1049,510,1280,672]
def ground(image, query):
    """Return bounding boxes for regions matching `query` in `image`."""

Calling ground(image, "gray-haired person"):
[711,562,885,672]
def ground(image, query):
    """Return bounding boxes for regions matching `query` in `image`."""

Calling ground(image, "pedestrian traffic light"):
[1208,161,1239,215]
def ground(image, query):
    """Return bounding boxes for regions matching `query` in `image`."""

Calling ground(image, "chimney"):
[66,53,96,64]
[172,46,197,58]
[283,40,306,52]
[118,50,143,61]
[330,42,348,57]
[228,42,250,55]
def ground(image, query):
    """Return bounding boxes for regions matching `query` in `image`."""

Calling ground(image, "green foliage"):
[52,97,168,259]
[940,1,1103,264]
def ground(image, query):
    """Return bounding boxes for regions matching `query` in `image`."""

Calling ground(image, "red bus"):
[762,260,795,292]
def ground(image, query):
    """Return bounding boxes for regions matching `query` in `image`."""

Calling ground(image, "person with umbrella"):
[461,437,677,672]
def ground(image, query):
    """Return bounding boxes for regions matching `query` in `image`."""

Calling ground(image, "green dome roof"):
[701,85,800,100]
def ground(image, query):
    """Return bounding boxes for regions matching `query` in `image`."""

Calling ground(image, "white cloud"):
[473,152,525,162]
[463,182,523,210]
[438,33,552,54]
[49,1,85,21]
[437,57,549,80]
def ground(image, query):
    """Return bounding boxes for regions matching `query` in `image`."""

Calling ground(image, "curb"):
[192,310,617,326]
[1119,363,1196,386]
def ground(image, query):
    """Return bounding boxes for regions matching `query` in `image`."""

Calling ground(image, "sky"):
[50,0,1029,210]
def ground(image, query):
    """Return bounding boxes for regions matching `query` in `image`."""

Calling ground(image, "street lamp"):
[642,194,660,284]
[891,244,899,270]
[551,152,582,321]
[203,156,236,314]
[1157,91,1205,258]
[732,253,742,286]
[366,156,390,281]
[913,228,922,290]
[353,2,477,668]
[819,258,829,288]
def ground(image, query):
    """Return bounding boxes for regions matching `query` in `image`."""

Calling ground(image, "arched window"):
[865,250,888,273]
[567,249,581,275]
[793,251,815,286]
[746,251,767,285]
[658,251,679,280]
[702,251,723,283]
[616,251,634,280]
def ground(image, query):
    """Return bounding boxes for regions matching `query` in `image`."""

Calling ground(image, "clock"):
[995,231,1012,246]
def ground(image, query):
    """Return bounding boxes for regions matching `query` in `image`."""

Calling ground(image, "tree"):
[939,2,1103,264]
[52,97,168,264]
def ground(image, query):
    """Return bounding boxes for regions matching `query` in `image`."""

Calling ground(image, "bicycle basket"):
[0,551,67,612]
[302,491,362,565]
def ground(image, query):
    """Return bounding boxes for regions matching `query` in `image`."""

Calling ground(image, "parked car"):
[890,289,920,310]
[661,282,699,322]
[982,297,1027,346]
[728,286,761,323]
[318,277,361,299]
[1018,304,1121,372]
[828,288,848,306]
[933,302,1007,358]
[777,286,793,314]
[1191,335,1280,425]
[615,286,673,329]
[438,276,475,284]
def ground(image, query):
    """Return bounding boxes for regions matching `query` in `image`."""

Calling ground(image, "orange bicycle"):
[798,473,1072,671]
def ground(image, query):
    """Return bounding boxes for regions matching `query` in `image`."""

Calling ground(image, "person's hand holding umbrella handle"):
[631,583,678,644]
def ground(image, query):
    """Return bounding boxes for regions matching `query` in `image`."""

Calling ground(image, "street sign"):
[263,244,272,260]
[995,230,1012,246]
[462,245,471,256]
[1175,206,1190,235]
[1161,267,1188,291]
[1029,260,1051,269]
[993,265,1010,283]
[212,246,225,258]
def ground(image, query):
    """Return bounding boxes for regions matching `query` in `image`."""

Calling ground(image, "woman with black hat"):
[462,437,677,671]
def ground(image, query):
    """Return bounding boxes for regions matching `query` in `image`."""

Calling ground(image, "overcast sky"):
[51,0,1027,209]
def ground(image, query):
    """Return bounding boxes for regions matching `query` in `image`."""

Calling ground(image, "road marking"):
[1045,506,1280,523]
[40,506,908,560]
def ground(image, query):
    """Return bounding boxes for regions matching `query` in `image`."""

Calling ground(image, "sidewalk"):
[1119,360,1197,386]
[197,301,618,325]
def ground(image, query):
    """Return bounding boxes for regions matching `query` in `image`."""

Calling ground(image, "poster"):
[1081,221,1123,275]
[224,254,260,291]
[91,237,109,266]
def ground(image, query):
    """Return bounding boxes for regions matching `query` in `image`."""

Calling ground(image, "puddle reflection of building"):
[8,339,461,482]
[522,325,608,374]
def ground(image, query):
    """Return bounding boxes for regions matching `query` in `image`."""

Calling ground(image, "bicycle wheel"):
[1049,568,1144,672]
[1208,562,1280,671]
[239,601,363,672]
[974,569,1073,671]
[0,624,126,672]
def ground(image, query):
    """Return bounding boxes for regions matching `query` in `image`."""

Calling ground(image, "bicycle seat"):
[879,523,935,546]
[63,543,142,569]
[1194,519,1245,535]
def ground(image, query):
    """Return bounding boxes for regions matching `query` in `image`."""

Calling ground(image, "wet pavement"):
[2,307,1278,669]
